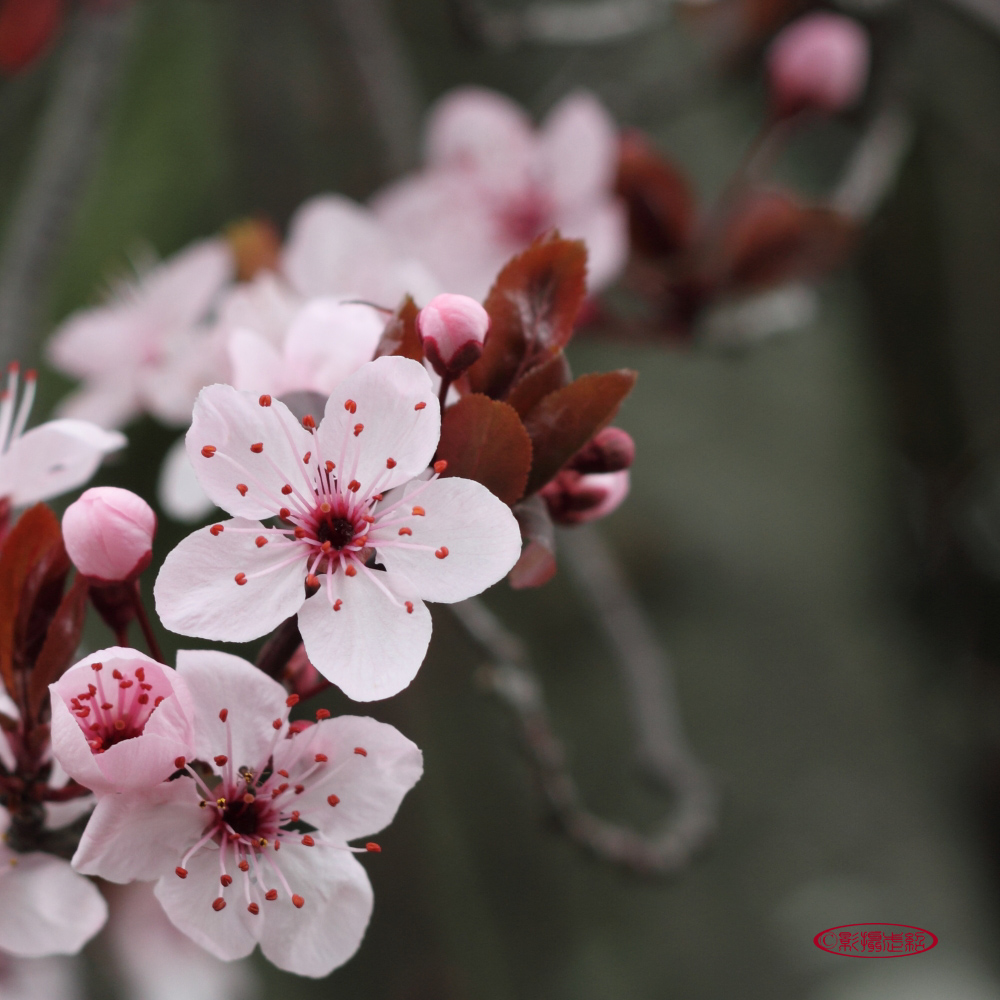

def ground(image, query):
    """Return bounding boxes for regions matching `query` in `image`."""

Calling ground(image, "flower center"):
[70,661,165,753]
[315,515,357,551]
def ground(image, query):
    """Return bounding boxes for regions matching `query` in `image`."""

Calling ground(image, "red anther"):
[175,867,188,879]
[435,546,449,559]
[239,860,249,872]
[327,794,340,806]
[292,894,305,909]
[278,769,289,778]
[290,810,300,822]
[405,601,414,614]
[281,484,293,495]
[398,527,412,536]
[237,483,248,496]
[415,401,426,410]
[363,514,375,523]
[221,874,233,887]
[279,507,291,520]
[272,718,283,730]
[372,493,383,501]
[412,506,425,516]
[302,835,315,847]
[333,599,342,611]
[248,903,260,915]
[316,709,331,720]
[271,784,288,798]
[235,573,247,586]
[135,667,145,682]
[348,480,360,492]
[344,399,357,413]
[249,444,263,456]
[138,694,149,705]
[259,394,272,407]
[201,445,217,458]
[214,755,228,766]
[212,898,226,912]
[345,564,357,577]
[24,369,36,381]
[353,423,364,436]
[294,527,307,539]
[306,573,320,590]
[7,362,17,374]
[91,662,103,671]
[112,669,123,680]
[154,696,164,707]
[265,889,278,901]
[243,793,255,804]
[433,460,448,474]
[353,747,367,757]
[302,451,311,464]
[219,708,229,722]
[101,702,113,710]
[302,414,316,429]
[295,784,305,794]
[321,540,332,552]
[315,753,328,763]
[210,523,224,535]
[255,536,268,547]
[366,842,381,853]
[286,694,300,707]
[174,756,186,769]
[386,457,397,469]
[325,460,335,473]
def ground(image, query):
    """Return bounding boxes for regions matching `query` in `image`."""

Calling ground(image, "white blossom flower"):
[154,357,522,701]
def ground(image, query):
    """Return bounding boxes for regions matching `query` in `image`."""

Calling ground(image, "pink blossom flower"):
[154,356,522,701]
[46,239,234,429]
[417,293,490,378]
[72,650,422,978]
[766,13,870,118]
[49,648,195,796]
[372,88,628,300]
[62,487,157,583]
[0,364,125,513]
[0,809,107,957]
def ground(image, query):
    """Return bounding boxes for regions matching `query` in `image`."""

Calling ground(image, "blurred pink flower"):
[373,88,627,300]
[73,650,422,978]
[154,357,521,701]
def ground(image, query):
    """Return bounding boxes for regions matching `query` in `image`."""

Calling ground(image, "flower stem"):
[438,375,452,412]
[131,583,166,664]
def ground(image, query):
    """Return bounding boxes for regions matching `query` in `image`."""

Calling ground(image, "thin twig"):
[452,573,716,874]
[327,0,423,177]
[0,3,136,370]
[450,0,672,48]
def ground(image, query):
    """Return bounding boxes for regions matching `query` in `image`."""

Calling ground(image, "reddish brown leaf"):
[522,370,637,496]
[467,234,588,400]
[505,352,572,419]
[375,296,423,362]
[719,189,857,292]
[0,0,62,75]
[616,130,697,259]
[0,505,65,700]
[436,395,533,507]
[509,497,557,590]
[29,574,88,720]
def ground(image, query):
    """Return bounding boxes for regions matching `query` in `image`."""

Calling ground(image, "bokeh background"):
[4,1,1000,997]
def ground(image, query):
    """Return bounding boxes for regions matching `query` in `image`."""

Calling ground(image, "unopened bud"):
[541,470,630,526]
[766,13,870,118]
[569,427,635,475]
[417,294,490,379]
[62,487,156,583]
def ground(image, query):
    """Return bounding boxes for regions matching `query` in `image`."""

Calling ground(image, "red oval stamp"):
[814,924,938,957]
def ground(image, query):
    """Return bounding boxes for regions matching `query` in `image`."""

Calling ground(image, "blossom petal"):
[72,780,205,883]
[154,848,259,962]
[186,384,313,520]
[275,716,423,841]
[298,568,431,702]
[317,356,439,496]
[227,328,285,396]
[374,477,522,602]
[175,649,288,772]
[158,436,216,523]
[0,420,126,507]
[257,848,373,978]
[54,380,141,430]
[140,238,234,331]
[155,519,307,642]
[558,199,628,293]
[0,855,107,957]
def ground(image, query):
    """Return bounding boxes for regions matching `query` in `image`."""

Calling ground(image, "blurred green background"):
[5,1,1000,997]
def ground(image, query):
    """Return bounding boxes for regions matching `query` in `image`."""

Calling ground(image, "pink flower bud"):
[62,486,156,583]
[570,427,635,474]
[417,293,490,378]
[766,13,870,118]
[541,469,630,526]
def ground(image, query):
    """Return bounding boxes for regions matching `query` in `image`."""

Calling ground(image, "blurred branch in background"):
[0,3,135,370]
[327,0,423,176]
[452,530,717,875]
[449,0,672,47]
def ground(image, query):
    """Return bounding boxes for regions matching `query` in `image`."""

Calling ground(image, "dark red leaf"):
[436,394,533,507]
[467,234,588,400]
[616,130,697,259]
[29,574,88,720]
[522,370,638,496]
[0,0,63,75]
[374,296,424,362]
[509,496,557,589]
[505,352,572,419]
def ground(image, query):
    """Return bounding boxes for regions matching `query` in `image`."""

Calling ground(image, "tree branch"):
[0,3,136,370]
